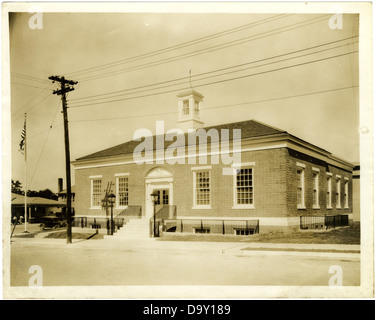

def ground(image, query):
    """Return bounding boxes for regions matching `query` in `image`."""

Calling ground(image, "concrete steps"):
[107,218,151,239]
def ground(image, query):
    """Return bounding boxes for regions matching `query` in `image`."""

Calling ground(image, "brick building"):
[72,90,354,235]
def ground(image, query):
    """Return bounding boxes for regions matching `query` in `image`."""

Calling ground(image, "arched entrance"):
[145,167,173,219]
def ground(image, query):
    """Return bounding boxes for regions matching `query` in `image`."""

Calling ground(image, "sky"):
[6,5,361,193]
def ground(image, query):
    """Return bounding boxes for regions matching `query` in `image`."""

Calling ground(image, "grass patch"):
[12,233,35,239]
[158,222,360,245]
[44,231,100,240]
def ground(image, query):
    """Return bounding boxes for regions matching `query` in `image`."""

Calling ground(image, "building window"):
[91,178,102,208]
[116,176,129,207]
[313,170,319,208]
[193,170,211,207]
[326,174,332,209]
[154,190,169,205]
[235,229,255,236]
[234,167,254,208]
[297,167,305,209]
[344,179,349,209]
[194,227,210,234]
[336,177,341,209]
[194,101,199,117]
[182,100,189,116]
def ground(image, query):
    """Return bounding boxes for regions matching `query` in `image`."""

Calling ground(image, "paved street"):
[9,237,360,288]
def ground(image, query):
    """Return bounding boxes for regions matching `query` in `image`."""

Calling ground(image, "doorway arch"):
[145,167,173,218]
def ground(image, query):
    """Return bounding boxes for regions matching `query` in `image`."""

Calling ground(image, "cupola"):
[176,89,204,132]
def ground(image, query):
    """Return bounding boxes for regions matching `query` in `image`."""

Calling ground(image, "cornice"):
[73,133,354,172]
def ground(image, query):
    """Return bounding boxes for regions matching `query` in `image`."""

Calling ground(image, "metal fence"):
[325,215,349,229]
[159,219,259,235]
[72,216,125,234]
[300,215,349,230]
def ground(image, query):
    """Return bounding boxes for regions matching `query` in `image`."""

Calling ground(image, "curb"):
[222,246,360,260]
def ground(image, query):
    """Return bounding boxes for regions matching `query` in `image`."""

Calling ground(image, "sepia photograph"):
[2,1,373,301]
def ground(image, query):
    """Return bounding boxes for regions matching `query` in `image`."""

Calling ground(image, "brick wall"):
[286,149,353,217]
[173,148,289,218]
[74,148,290,219]
[74,147,353,221]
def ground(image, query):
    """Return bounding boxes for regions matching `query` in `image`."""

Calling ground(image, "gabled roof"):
[11,193,66,206]
[76,119,287,161]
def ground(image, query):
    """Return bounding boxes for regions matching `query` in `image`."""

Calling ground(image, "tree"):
[11,180,58,200]
[37,189,58,200]
[11,179,24,195]
[26,189,57,200]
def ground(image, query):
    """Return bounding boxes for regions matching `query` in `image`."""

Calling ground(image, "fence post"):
[181,220,183,233]
[324,215,327,229]
[223,220,225,235]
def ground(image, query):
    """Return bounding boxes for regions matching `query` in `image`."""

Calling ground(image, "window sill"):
[336,207,342,210]
[313,206,320,210]
[232,205,255,210]
[90,207,101,210]
[327,206,333,210]
[297,206,306,210]
[192,206,212,210]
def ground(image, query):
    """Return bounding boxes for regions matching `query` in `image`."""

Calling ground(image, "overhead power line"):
[11,87,53,122]
[28,100,61,188]
[75,15,327,82]
[11,81,52,90]
[66,14,292,78]
[68,50,358,109]
[11,72,51,84]
[69,37,358,104]
[69,85,358,124]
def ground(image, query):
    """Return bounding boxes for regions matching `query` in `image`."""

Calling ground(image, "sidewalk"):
[221,242,360,260]
[9,232,361,260]
[10,223,64,239]
[10,223,41,237]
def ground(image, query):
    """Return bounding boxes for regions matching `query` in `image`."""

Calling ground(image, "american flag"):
[19,116,26,155]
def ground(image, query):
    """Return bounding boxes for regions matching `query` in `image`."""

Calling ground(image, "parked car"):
[40,213,67,230]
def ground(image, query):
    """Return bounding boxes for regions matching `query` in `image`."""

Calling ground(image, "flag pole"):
[23,113,28,233]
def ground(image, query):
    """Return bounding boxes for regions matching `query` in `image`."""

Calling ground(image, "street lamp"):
[150,191,159,237]
[108,193,116,235]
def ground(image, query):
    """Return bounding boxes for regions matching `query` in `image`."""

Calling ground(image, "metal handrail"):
[149,205,177,237]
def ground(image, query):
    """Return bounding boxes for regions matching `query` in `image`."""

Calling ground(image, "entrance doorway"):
[145,167,173,219]
[153,189,169,205]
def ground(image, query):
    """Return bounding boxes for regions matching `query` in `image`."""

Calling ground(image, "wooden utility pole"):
[49,76,78,244]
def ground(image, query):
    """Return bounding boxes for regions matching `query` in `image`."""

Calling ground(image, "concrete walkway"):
[9,232,361,261]
[8,222,360,260]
